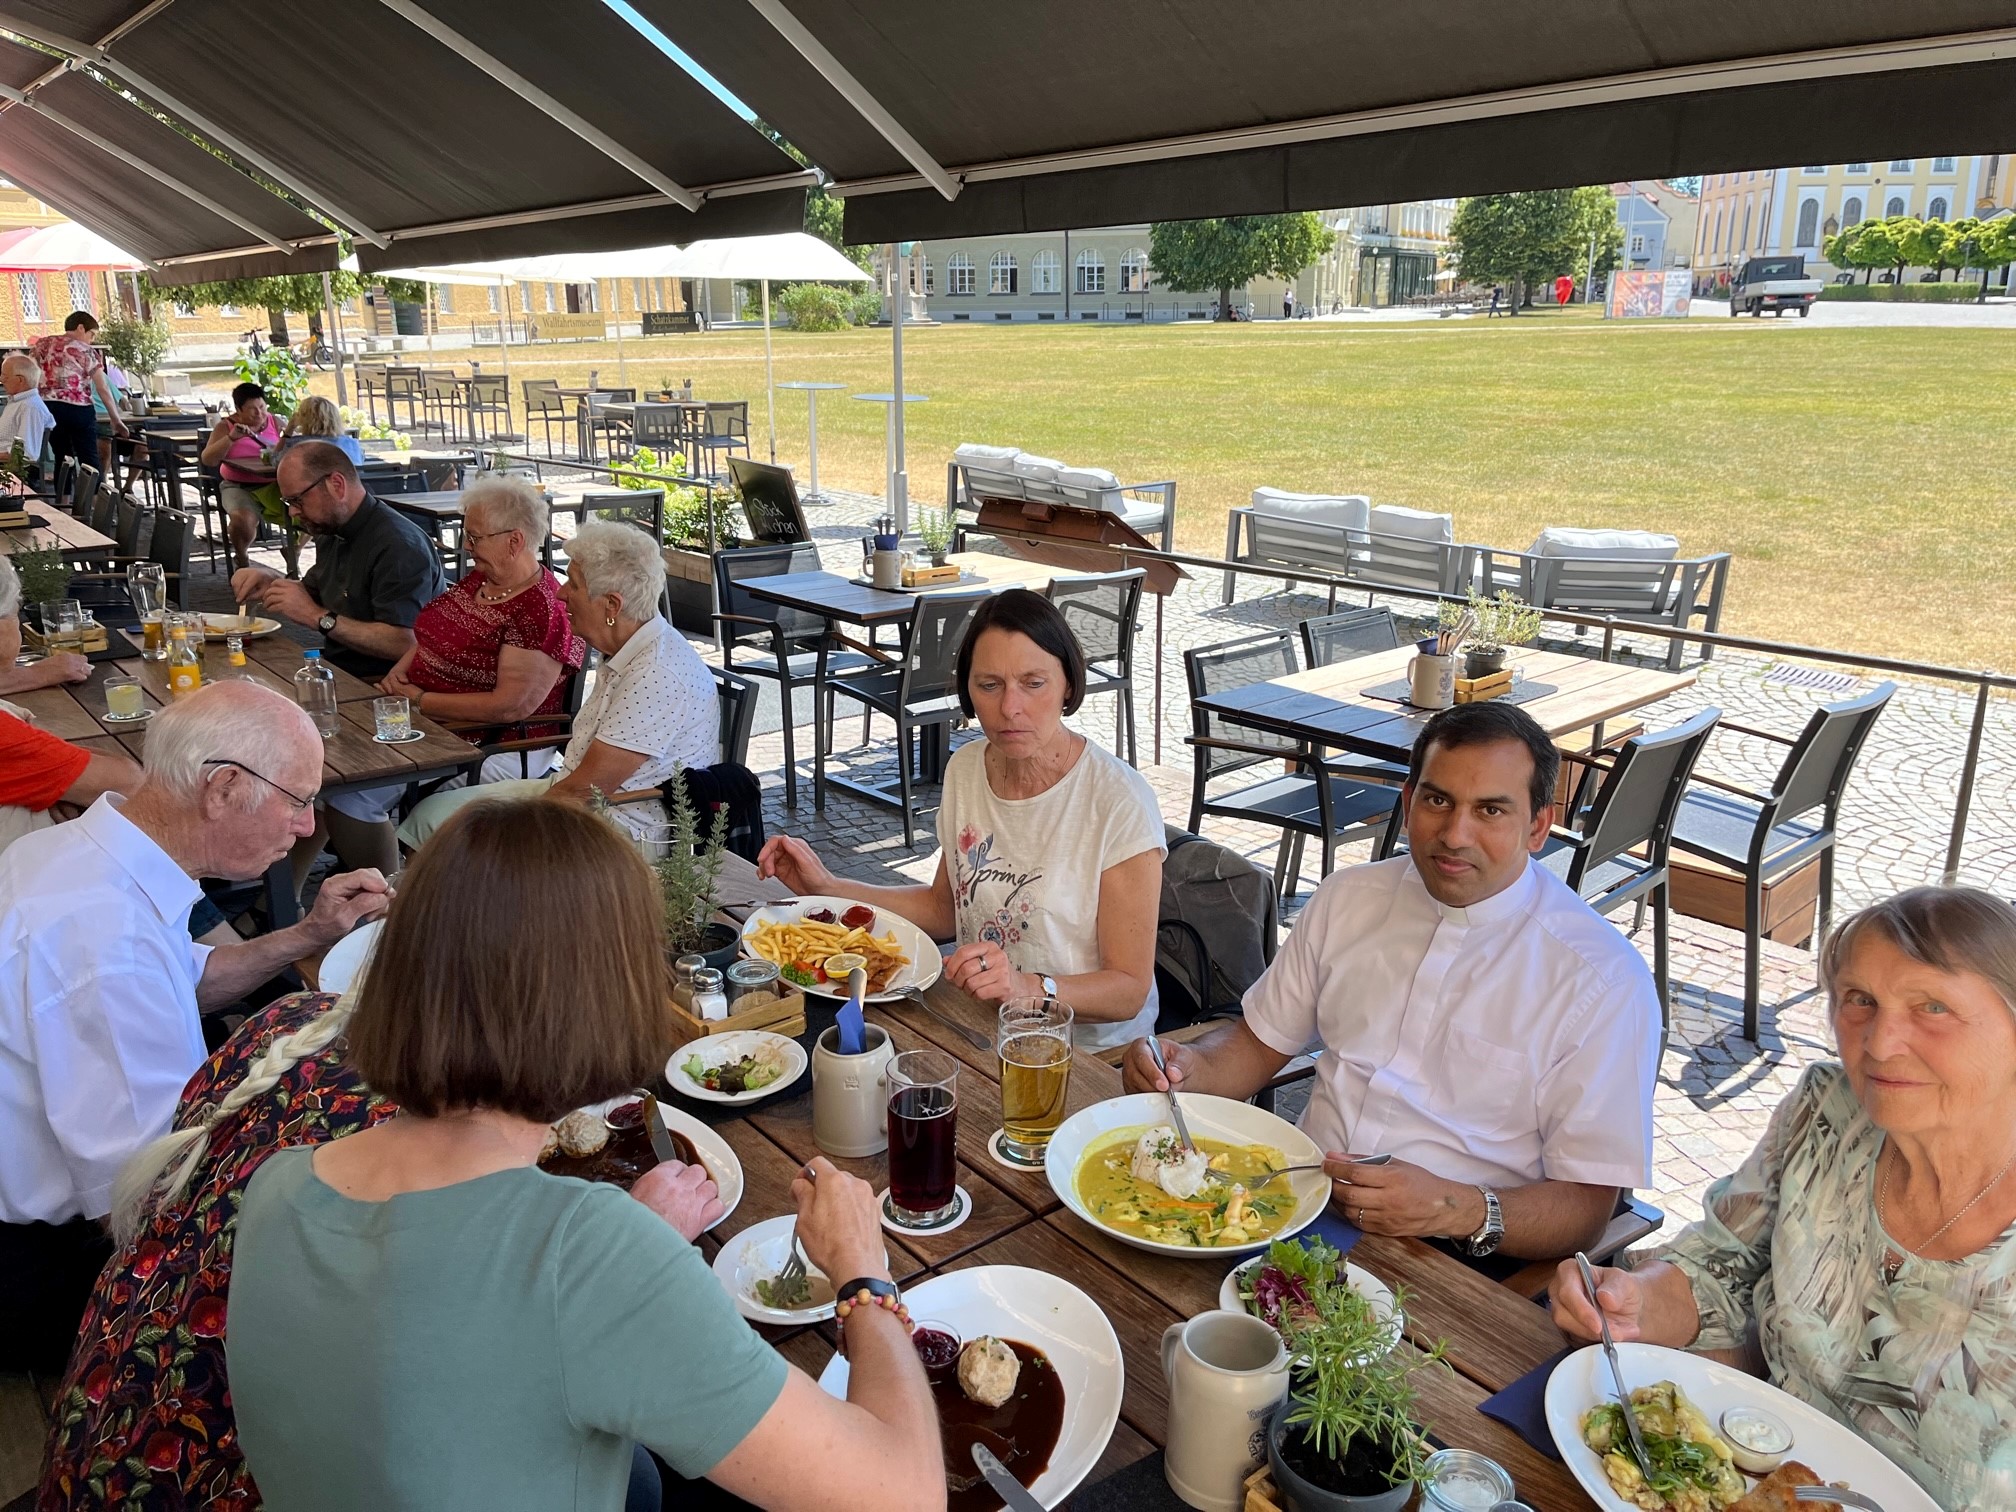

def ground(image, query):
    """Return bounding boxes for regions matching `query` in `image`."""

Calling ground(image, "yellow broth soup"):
[1076,1128,1298,1248]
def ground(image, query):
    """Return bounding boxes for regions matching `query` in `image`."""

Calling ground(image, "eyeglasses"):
[203,758,316,813]
[278,474,333,511]
[464,525,520,547]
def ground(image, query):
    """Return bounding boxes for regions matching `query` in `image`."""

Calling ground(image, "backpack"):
[1154,825,1278,1030]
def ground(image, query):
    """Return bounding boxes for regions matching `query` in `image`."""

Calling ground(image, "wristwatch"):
[316,611,338,635]
[1040,973,1059,1000]
[1464,1187,1505,1256]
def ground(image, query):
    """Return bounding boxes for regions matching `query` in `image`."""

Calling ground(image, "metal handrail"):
[966,519,2008,885]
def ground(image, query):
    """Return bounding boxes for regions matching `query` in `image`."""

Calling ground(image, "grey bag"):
[1155,825,1278,1027]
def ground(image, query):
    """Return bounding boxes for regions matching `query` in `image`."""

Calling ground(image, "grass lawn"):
[310,307,2016,668]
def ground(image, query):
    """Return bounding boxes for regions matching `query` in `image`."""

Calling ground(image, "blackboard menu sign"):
[728,457,809,544]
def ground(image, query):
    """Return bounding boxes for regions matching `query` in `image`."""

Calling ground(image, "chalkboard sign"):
[728,457,808,544]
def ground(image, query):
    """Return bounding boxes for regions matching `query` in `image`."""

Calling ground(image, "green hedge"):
[1818,281,1986,303]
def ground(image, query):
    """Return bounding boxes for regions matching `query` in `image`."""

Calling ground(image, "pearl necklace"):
[475,574,536,605]
[1876,1138,2016,1282]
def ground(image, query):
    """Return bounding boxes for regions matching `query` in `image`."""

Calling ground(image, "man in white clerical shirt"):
[1125,700,1660,1261]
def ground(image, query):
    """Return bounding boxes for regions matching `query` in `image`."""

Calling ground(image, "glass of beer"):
[103,675,147,723]
[39,599,83,653]
[996,997,1075,1166]
[885,1049,959,1229]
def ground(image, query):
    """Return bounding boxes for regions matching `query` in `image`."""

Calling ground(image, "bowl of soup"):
[1045,1093,1330,1257]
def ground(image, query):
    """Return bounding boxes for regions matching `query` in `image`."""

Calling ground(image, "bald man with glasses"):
[231,441,442,680]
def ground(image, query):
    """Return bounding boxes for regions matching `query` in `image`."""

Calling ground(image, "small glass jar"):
[1419,1449,1515,1512]
[690,967,729,1022]
[725,958,780,1008]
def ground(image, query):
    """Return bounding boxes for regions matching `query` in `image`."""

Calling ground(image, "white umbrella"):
[0,222,145,271]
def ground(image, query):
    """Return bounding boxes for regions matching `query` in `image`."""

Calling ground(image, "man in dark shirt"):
[230,441,443,680]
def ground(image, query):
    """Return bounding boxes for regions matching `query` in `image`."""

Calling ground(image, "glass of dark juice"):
[886,1049,959,1228]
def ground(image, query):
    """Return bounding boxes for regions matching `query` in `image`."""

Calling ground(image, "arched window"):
[1712,205,1724,253]
[988,251,1018,295]
[1119,248,1151,292]
[1885,196,1905,218]
[1075,248,1105,294]
[1795,199,1819,246]
[1927,196,1948,222]
[907,256,934,295]
[947,253,975,295]
[1841,196,1863,227]
[1031,250,1061,294]
[1740,200,1752,254]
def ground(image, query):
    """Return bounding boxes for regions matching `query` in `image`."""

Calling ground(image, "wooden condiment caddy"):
[901,561,963,588]
[1454,668,1514,703]
[0,506,33,530]
[25,620,110,654]
[668,983,807,1045]
[1242,1461,1286,1512]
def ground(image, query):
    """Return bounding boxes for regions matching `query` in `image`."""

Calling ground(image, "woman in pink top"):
[30,309,129,473]
[199,382,284,570]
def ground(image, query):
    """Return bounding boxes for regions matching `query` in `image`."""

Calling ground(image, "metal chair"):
[465,374,516,444]
[712,542,877,806]
[712,664,758,767]
[1537,708,1722,1028]
[577,389,637,464]
[1045,568,1146,766]
[1297,606,1410,786]
[820,589,989,847]
[582,487,665,547]
[69,506,192,610]
[692,401,751,481]
[382,366,426,432]
[630,402,695,463]
[420,370,466,441]
[68,462,101,522]
[354,363,388,425]
[1669,682,1895,1037]
[522,379,568,456]
[1184,631,1402,901]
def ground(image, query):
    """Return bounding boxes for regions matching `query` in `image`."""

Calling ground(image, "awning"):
[628,0,2016,243]
[0,0,815,282]
[0,220,141,270]
[379,232,871,287]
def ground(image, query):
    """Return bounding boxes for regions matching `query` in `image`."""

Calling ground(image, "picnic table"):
[16,628,482,924]
[1192,644,1698,765]
[677,853,1594,1509]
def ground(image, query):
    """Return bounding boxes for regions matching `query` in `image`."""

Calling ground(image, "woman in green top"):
[1555,887,2016,1512]
[226,798,944,1512]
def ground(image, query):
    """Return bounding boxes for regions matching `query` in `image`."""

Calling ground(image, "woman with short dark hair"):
[200,381,284,571]
[760,588,1166,1048]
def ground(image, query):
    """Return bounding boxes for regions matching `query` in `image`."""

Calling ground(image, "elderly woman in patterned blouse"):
[1555,886,2016,1512]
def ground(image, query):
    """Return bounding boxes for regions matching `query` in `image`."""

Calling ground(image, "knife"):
[971,1444,1044,1512]
[641,1090,680,1166]
[1575,1251,1654,1483]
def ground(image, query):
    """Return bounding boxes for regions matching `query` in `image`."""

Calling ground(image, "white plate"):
[668,1030,808,1105]
[1219,1251,1404,1355]
[317,918,382,995]
[1544,1342,1940,1512]
[737,894,941,1003]
[576,1096,743,1232]
[144,611,283,639]
[712,1214,890,1326]
[818,1266,1122,1509]
[1045,1093,1329,1258]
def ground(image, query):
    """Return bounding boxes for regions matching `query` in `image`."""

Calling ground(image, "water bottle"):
[293,648,339,738]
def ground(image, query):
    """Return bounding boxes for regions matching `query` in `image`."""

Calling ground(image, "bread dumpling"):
[957,1336,1020,1408]
[553,1109,608,1158]
[1132,1125,1210,1199]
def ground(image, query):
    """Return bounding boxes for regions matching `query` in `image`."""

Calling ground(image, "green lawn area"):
[313,308,2016,668]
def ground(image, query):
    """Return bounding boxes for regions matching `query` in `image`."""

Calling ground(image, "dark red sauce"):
[840,904,877,929]
[604,1100,645,1130]
[936,1341,1063,1512]
[805,907,837,924]
[913,1328,961,1378]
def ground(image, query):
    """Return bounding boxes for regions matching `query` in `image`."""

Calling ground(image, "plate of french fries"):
[737,895,938,1002]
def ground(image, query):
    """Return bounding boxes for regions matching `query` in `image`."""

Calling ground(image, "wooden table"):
[15,629,484,923]
[685,854,1594,1509]
[0,505,115,556]
[1193,644,1698,765]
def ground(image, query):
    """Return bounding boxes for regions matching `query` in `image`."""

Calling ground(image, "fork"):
[771,1226,809,1296]
[1794,1488,1885,1511]
[1202,1160,1333,1189]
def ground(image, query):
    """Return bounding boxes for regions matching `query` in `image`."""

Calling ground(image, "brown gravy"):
[537,1119,699,1190]
[928,1340,1064,1512]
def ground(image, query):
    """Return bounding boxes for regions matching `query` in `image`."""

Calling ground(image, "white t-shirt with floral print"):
[939,738,1166,1049]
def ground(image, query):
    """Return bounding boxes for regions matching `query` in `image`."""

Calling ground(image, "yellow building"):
[1693,157,2002,283]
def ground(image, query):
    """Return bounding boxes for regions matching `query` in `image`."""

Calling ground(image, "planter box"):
[662,545,717,636]
[1669,850,1822,947]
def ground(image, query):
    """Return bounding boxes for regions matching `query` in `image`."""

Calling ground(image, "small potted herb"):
[1266,1269,1447,1511]
[1454,588,1542,680]
[651,770,738,967]
[12,548,74,629]
[915,506,955,568]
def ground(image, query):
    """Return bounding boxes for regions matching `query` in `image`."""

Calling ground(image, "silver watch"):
[1463,1186,1504,1257]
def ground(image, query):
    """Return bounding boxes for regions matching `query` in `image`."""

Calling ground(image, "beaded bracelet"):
[834,1279,912,1335]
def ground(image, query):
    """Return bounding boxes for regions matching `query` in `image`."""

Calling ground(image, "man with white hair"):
[0,350,55,470]
[0,680,389,1372]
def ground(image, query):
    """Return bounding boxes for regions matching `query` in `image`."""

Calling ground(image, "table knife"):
[1574,1251,1654,1482]
[641,1091,680,1166]
[971,1444,1044,1512]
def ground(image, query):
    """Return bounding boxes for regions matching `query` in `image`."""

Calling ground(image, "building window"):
[946,253,975,295]
[1795,199,1819,245]
[1031,250,1061,294]
[1803,166,1826,174]
[1841,195,1863,226]
[1629,233,1647,257]
[544,283,557,312]
[1075,248,1105,294]
[1845,162,1869,174]
[15,274,41,322]
[486,284,501,313]
[1711,205,1724,253]
[1933,156,1956,173]
[66,272,93,312]
[173,300,195,319]
[436,283,453,314]
[907,256,934,295]
[1119,248,1150,292]
[988,251,1017,295]
[1889,160,1913,172]
[580,283,599,313]
[218,302,239,318]
[1885,195,1905,218]
[1927,196,1949,222]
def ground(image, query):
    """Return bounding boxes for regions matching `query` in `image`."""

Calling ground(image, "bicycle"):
[239,328,333,369]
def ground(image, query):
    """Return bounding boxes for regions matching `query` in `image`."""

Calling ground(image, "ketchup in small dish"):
[840,904,877,929]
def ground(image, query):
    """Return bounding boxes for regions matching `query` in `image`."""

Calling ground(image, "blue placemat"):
[1306,1207,1363,1257]
[1477,1346,1575,1460]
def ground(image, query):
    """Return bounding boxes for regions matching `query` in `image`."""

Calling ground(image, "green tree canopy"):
[1147,213,1334,317]
[141,271,426,329]
[1448,188,1619,310]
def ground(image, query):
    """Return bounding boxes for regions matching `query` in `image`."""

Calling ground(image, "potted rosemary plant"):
[650,769,738,968]
[1452,588,1543,680]
[1266,1277,1446,1511]
[915,506,955,568]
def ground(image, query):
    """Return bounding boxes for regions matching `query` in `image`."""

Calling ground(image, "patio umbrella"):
[0,222,145,271]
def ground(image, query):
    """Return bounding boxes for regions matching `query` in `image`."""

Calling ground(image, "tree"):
[1447,188,1618,312]
[1147,213,1334,318]
[1894,217,1953,282]
[140,271,425,338]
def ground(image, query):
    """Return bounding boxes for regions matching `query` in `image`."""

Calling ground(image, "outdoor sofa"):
[1220,490,1476,603]
[947,443,1178,550]
[1475,528,1732,669]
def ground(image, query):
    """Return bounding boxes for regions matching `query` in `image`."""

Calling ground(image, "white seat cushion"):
[955,443,1021,466]
[1250,489,1369,530]
[1013,454,1066,483]
[1369,505,1453,543]
[1530,526,1679,560]
[1055,465,1121,491]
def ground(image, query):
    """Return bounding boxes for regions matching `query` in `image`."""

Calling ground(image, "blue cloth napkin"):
[1476,1346,1575,1460]
[1305,1208,1363,1257]
[836,993,866,1055]
[874,532,899,551]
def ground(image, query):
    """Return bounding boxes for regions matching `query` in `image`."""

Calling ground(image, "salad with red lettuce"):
[1237,1236,1348,1331]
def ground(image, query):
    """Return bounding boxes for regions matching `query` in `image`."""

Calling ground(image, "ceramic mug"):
[1162,1310,1290,1512]
[871,547,903,590]
[1409,651,1455,710]
[811,1023,893,1157]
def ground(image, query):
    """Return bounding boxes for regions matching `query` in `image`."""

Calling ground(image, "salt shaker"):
[691,967,729,1022]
